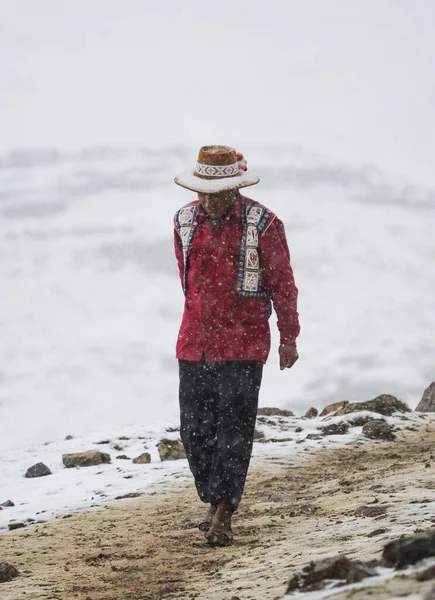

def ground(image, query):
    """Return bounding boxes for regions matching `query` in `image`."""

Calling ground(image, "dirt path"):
[2,422,435,600]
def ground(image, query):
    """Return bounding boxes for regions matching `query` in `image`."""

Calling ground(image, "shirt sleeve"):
[260,217,300,346]
[174,227,184,288]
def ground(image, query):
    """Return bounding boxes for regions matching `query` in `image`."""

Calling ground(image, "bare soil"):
[2,423,435,600]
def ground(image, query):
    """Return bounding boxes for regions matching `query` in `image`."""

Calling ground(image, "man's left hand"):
[279,344,299,370]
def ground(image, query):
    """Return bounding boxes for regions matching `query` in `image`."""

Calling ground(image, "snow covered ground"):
[1,146,434,453]
[0,409,429,534]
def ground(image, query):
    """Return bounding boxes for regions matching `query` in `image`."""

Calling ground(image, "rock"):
[132,452,151,464]
[295,427,303,433]
[355,505,387,518]
[416,382,435,412]
[425,586,435,600]
[362,419,396,441]
[161,582,178,594]
[111,443,124,452]
[336,394,410,417]
[25,462,52,478]
[0,562,20,583]
[320,401,349,417]
[367,528,388,538]
[65,434,74,440]
[304,407,318,419]
[286,555,377,592]
[166,426,180,433]
[320,422,350,436]
[347,414,376,427]
[8,522,25,531]
[157,439,186,461]
[253,429,265,440]
[383,530,435,568]
[115,492,143,500]
[257,407,294,417]
[62,450,111,468]
[116,455,131,460]
[1,500,15,508]
[306,433,323,440]
[417,564,435,581]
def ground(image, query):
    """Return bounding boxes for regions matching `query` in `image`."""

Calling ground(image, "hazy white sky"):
[1,0,435,183]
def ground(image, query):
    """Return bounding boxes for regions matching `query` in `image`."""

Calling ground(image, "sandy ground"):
[2,422,435,600]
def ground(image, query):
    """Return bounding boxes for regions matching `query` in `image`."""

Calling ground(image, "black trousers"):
[179,359,263,511]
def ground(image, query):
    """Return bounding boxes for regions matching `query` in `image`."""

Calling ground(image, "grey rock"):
[0,562,20,583]
[304,407,318,419]
[355,505,387,518]
[253,428,265,440]
[362,419,396,441]
[8,522,25,531]
[25,462,52,478]
[416,382,435,412]
[383,530,435,568]
[0,500,15,507]
[367,528,388,538]
[335,394,410,417]
[320,422,350,436]
[286,555,377,592]
[320,401,349,417]
[132,452,151,464]
[306,433,323,440]
[347,414,376,427]
[62,450,111,468]
[157,439,186,461]
[257,407,294,417]
[115,492,143,500]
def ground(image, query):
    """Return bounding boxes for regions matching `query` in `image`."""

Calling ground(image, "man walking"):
[173,145,300,546]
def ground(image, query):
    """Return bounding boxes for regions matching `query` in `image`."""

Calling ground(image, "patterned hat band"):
[195,161,240,178]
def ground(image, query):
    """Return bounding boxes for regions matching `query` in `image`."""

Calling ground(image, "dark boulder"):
[320,422,350,436]
[25,462,52,478]
[304,407,318,419]
[383,530,435,568]
[362,419,396,441]
[355,505,387,518]
[0,563,20,583]
[286,555,377,592]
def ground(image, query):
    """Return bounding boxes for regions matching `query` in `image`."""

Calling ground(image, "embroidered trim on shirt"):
[175,203,199,294]
[235,198,275,297]
[174,197,275,298]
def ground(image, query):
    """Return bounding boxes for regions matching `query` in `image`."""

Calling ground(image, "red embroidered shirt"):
[174,195,300,363]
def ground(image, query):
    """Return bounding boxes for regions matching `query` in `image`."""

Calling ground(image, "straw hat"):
[174,145,259,193]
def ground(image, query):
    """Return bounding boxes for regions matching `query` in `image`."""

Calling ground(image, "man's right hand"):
[279,344,299,371]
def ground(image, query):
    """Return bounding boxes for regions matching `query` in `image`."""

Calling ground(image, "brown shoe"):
[205,500,233,547]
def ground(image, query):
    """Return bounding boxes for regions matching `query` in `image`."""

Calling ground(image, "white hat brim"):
[174,170,259,193]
